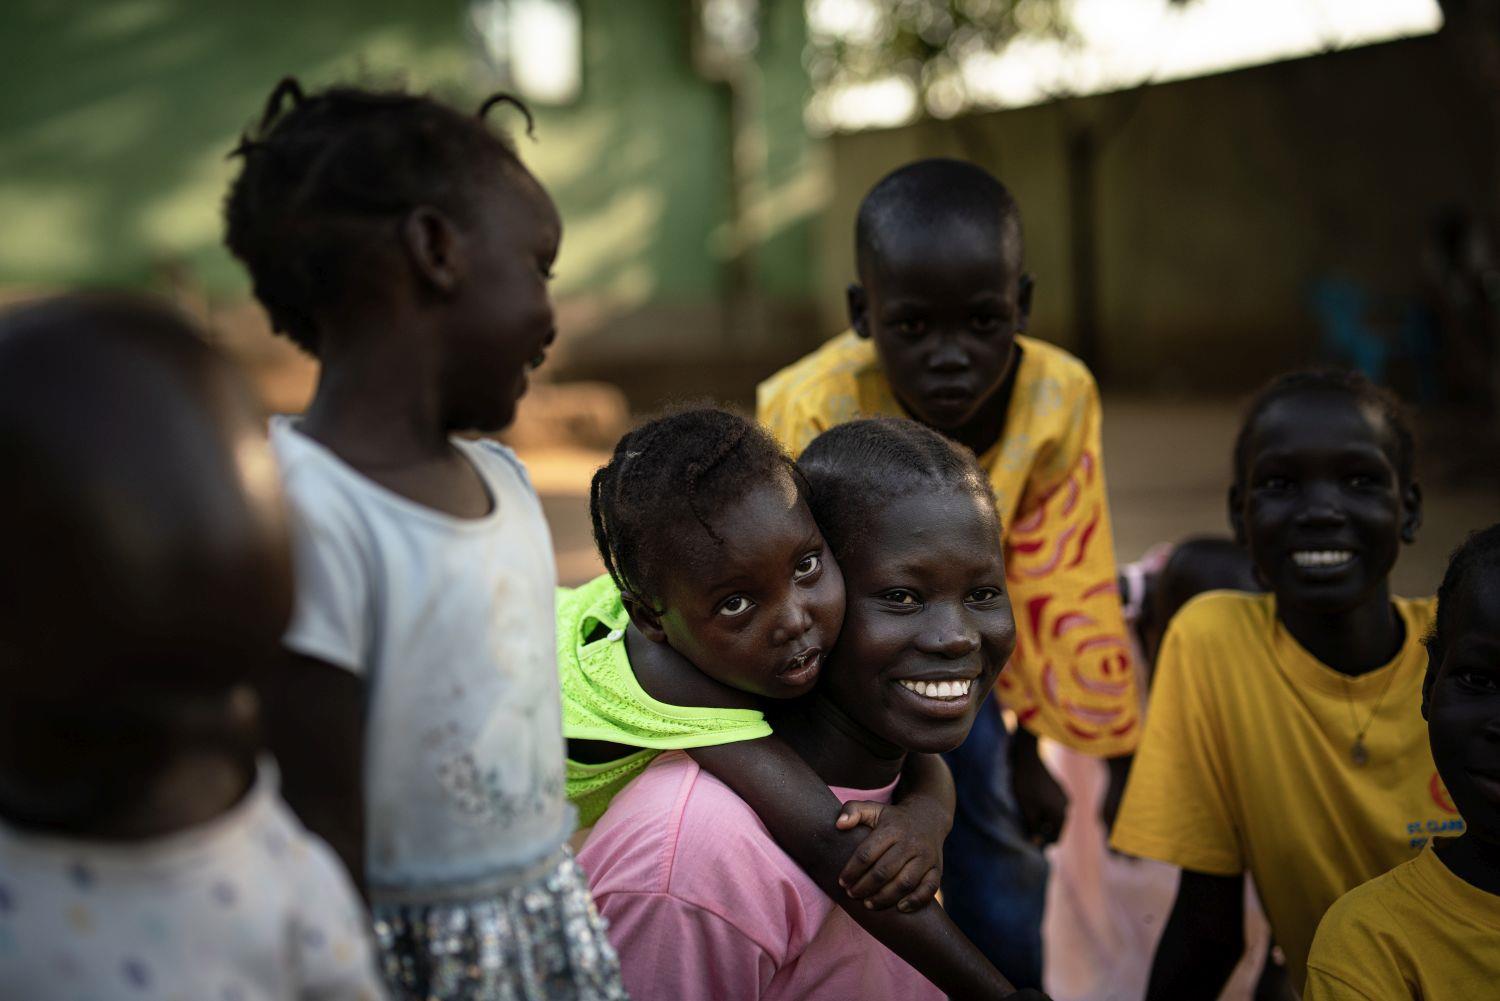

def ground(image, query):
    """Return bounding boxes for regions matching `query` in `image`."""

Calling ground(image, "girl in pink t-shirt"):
[584,418,1049,1000]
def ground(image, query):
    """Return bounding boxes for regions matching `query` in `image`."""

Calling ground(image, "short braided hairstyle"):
[590,407,801,606]
[223,77,536,355]
[798,418,998,561]
[1232,369,1416,489]
[1428,522,1500,669]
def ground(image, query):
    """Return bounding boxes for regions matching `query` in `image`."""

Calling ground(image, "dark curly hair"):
[855,158,1022,278]
[798,418,998,561]
[223,77,536,355]
[590,407,801,606]
[1427,522,1500,670]
[1232,369,1416,489]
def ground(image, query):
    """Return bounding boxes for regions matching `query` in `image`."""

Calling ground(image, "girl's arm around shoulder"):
[627,626,760,711]
[688,738,1020,999]
[632,635,953,907]
[835,752,955,907]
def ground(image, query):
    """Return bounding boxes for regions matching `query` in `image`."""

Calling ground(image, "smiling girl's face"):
[820,486,1015,753]
[1232,390,1420,617]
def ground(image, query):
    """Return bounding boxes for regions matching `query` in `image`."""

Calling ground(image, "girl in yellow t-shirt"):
[1111,370,1451,996]
[1305,522,1500,1001]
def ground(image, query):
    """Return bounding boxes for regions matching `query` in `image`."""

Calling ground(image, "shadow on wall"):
[0,0,475,291]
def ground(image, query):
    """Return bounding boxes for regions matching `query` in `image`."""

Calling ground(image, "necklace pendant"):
[1351,738,1369,766]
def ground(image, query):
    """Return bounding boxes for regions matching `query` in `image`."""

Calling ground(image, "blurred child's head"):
[1142,536,1262,664]
[591,408,844,699]
[800,418,1014,753]
[0,294,292,830]
[224,79,560,433]
[1228,369,1421,618]
[847,159,1031,438]
[1422,524,1500,840]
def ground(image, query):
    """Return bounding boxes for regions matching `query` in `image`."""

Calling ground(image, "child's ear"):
[847,283,870,339]
[1227,484,1248,547]
[1400,480,1424,545]
[1017,273,1035,332]
[621,593,668,644]
[402,206,465,294]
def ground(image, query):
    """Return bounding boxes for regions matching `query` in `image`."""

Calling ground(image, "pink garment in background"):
[578,750,943,1001]
[1042,725,1271,1000]
[1042,546,1271,1000]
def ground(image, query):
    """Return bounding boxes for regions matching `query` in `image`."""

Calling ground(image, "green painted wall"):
[0,0,820,329]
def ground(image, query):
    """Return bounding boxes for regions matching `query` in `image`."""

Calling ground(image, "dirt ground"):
[525,397,1499,595]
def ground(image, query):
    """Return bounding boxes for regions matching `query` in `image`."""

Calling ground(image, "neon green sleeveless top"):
[557,574,771,827]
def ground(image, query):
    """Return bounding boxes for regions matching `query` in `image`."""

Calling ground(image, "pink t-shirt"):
[579,751,944,1001]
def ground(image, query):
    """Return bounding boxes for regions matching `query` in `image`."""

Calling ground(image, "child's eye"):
[793,553,821,580]
[967,586,1003,604]
[718,595,753,617]
[880,589,920,607]
[1256,476,1293,491]
[1346,472,1384,489]
[894,318,925,338]
[971,314,1003,333]
[1456,670,1500,693]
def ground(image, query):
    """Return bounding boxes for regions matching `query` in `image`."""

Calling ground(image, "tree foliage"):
[805,0,1074,116]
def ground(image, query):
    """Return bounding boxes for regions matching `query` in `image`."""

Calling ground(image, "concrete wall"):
[820,35,1490,393]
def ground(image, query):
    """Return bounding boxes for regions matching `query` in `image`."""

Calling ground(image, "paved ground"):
[525,398,1499,596]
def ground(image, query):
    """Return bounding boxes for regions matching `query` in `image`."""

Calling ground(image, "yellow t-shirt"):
[1304,841,1500,1000]
[757,332,1141,756]
[1110,591,1458,990]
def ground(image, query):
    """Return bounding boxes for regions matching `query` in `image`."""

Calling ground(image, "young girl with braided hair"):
[223,78,624,1000]
[561,407,1044,998]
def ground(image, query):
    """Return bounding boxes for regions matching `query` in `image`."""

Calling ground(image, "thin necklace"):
[1341,666,1399,766]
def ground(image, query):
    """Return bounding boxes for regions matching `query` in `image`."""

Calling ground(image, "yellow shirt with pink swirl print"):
[757,332,1140,757]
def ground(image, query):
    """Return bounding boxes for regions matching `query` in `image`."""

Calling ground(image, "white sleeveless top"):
[271,418,572,899]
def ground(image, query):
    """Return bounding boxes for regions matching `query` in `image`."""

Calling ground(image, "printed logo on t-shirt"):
[1430,772,1460,815]
[1404,773,1465,847]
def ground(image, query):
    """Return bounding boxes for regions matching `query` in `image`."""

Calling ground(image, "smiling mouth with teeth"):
[898,678,973,700]
[1292,550,1354,568]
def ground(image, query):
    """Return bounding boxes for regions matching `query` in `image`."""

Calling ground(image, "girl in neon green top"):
[558,409,1038,998]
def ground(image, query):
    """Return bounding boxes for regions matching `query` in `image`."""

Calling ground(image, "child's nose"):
[916,605,981,658]
[1295,482,1349,526]
[772,599,814,646]
[927,334,969,372]
[927,630,980,657]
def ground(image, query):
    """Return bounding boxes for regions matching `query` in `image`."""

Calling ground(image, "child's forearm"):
[895,751,956,830]
[262,651,366,896]
[689,740,1015,998]
[1145,870,1244,1000]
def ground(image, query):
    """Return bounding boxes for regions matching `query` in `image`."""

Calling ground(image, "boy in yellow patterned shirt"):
[759,159,1140,988]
